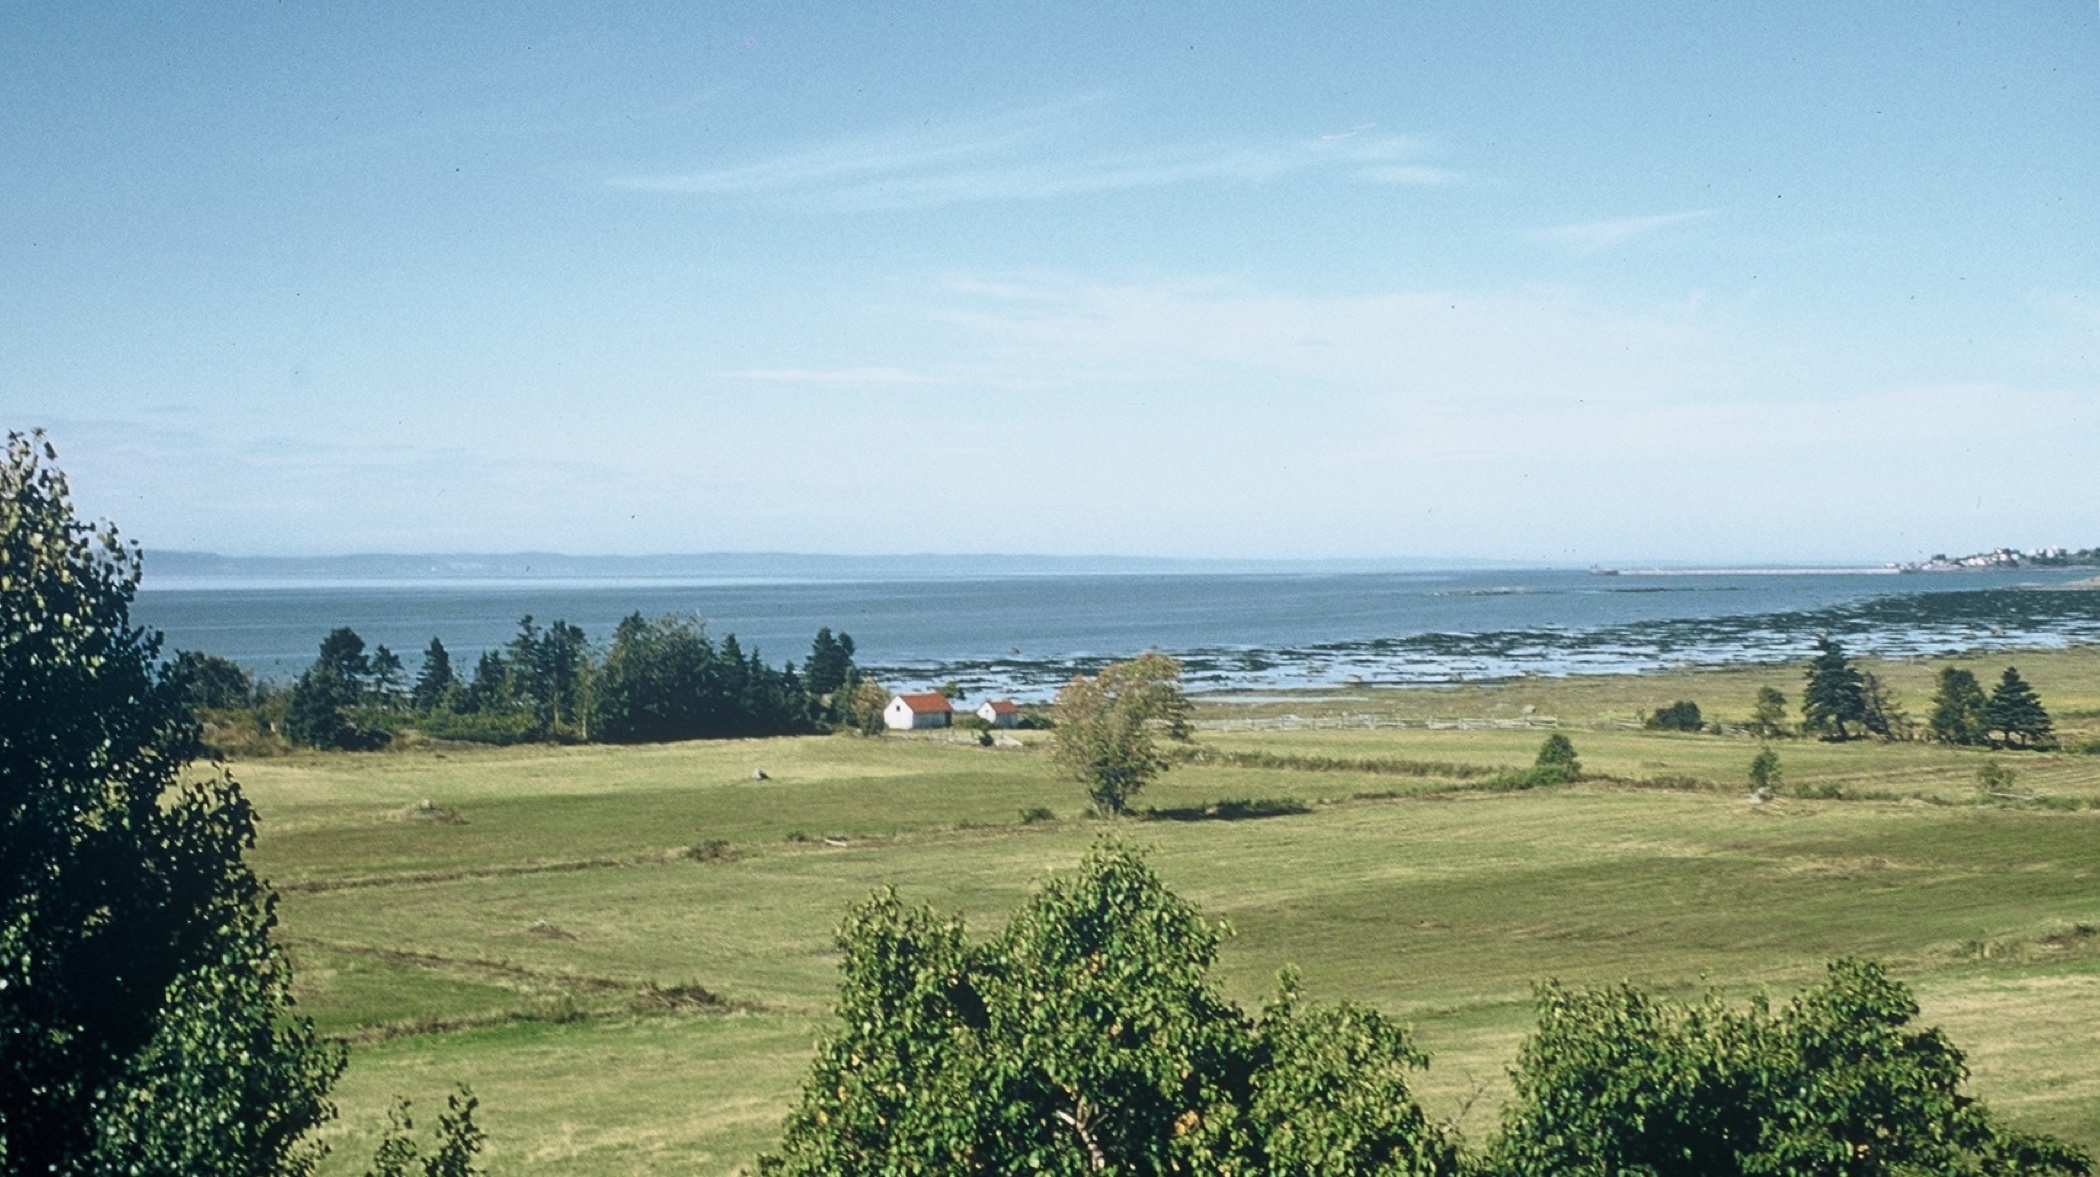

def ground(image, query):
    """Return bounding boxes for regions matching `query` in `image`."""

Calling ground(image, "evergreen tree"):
[1928,666,1990,746]
[1801,637,1867,741]
[461,649,509,713]
[1859,670,1911,740]
[0,432,343,1173]
[370,645,408,709]
[411,638,456,711]
[1984,666,2055,750]
[285,627,382,749]
[804,627,856,699]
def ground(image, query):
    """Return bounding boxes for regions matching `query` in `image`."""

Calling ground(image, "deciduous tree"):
[1051,652,1192,815]
[1748,685,1790,739]
[0,432,343,1174]
[760,842,1457,1177]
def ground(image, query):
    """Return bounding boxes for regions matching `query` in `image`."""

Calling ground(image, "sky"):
[5,1,2097,564]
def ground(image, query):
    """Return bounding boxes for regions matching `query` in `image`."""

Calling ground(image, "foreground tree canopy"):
[1,433,484,1176]
[0,433,343,1174]
[762,840,1458,1177]
[769,840,2088,1177]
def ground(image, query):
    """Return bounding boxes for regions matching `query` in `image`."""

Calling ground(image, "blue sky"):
[6,1,2097,563]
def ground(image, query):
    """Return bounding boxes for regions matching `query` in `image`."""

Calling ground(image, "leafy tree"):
[1984,666,2055,750]
[169,649,256,711]
[1644,700,1703,732]
[364,1088,485,1177]
[1493,959,2088,1177]
[1748,685,1790,739]
[1802,637,1868,741]
[1531,733,1581,784]
[1748,747,1781,797]
[1052,652,1193,815]
[411,637,456,711]
[844,678,891,735]
[1929,667,1991,746]
[761,841,1458,1177]
[0,431,344,1173]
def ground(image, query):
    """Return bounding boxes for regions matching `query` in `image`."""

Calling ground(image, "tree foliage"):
[1984,667,2055,750]
[411,637,456,711]
[0,431,344,1174]
[1802,637,1868,741]
[1748,747,1782,797]
[1052,653,1193,815]
[592,612,814,742]
[1644,700,1703,732]
[1748,685,1790,739]
[1529,733,1581,785]
[761,841,1458,1177]
[1494,959,2088,1177]
[169,648,257,711]
[1930,667,1991,746]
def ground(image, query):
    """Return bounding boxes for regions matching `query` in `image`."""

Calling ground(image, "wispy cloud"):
[612,103,1452,210]
[1532,209,1720,254]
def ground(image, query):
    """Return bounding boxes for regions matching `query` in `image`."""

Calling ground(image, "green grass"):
[240,649,2100,1175]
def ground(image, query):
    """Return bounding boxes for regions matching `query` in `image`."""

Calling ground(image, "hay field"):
[234,650,2100,1175]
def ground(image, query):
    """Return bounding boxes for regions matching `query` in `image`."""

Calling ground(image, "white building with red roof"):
[883,691,954,730]
[975,699,1021,728]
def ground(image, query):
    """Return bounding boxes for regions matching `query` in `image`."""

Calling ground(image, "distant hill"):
[141,550,1529,584]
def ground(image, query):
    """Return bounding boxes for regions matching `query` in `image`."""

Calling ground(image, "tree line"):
[1638,637,2057,750]
[175,617,876,750]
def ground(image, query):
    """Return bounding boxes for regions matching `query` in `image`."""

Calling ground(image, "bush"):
[1645,700,1704,732]
[1493,960,2088,1177]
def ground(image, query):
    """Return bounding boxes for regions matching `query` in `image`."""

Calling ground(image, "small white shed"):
[976,699,1021,728]
[884,692,954,730]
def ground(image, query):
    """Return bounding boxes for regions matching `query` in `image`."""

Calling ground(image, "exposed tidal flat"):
[242,646,2100,1176]
[136,566,2100,695]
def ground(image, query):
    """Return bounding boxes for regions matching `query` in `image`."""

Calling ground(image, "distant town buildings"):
[1897,546,2097,572]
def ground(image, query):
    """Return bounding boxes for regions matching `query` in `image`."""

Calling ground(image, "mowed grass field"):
[230,647,2100,1175]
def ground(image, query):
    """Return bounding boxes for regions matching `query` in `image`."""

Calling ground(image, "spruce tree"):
[1984,666,2054,750]
[1801,637,1867,741]
[411,637,456,711]
[1928,666,1989,746]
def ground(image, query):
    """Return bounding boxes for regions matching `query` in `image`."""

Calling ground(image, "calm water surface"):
[132,568,2100,699]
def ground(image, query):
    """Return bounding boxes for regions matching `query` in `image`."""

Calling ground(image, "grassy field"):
[231,648,2100,1175]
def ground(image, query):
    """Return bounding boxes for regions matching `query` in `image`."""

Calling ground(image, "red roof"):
[894,692,954,713]
[982,699,1019,713]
